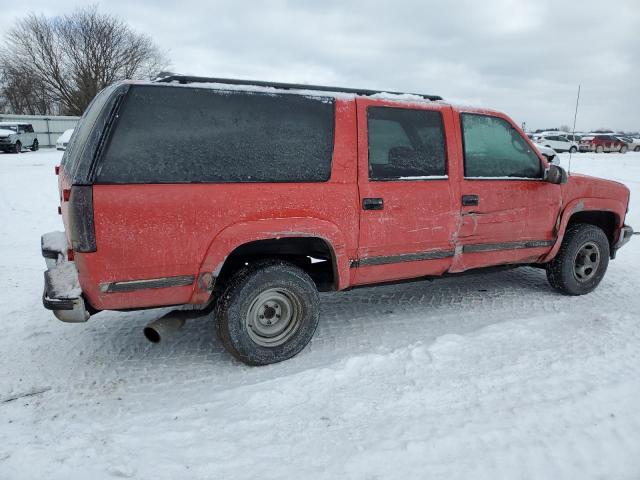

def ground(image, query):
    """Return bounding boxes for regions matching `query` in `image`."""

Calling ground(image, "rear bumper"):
[41,231,90,323]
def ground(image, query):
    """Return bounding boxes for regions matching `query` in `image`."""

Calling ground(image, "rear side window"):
[96,85,335,183]
[461,113,541,179]
[61,83,122,183]
[367,107,446,180]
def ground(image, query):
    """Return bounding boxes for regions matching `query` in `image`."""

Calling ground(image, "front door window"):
[461,114,542,178]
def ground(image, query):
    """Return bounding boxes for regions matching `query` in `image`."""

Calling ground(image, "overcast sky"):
[2,0,639,131]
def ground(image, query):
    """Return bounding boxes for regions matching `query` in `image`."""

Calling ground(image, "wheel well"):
[214,237,338,292]
[567,210,618,250]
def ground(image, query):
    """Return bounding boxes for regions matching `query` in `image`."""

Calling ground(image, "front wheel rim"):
[573,241,600,282]
[245,287,303,347]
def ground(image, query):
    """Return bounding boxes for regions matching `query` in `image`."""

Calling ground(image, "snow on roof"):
[134,79,444,105]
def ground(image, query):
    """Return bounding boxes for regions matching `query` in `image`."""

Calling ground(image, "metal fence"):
[0,114,80,148]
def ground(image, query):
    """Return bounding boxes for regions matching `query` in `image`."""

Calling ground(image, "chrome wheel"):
[245,287,302,347]
[573,241,600,282]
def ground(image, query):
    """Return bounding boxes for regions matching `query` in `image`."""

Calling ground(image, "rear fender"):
[191,217,350,303]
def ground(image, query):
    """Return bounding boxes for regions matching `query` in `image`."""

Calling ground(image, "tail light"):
[68,186,96,252]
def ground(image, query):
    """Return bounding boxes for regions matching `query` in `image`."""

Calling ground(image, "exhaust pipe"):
[143,311,187,343]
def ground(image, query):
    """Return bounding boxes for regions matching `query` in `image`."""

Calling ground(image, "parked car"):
[534,134,578,153]
[41,76,634,365]
[0,122,39,153]
[56,129,74,151]
[579,134,628,153]
[534,144,560,164]
[615,136,640,152]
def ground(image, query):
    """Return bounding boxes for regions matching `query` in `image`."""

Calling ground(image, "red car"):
[42,76,634,365]
[579,134,629,153]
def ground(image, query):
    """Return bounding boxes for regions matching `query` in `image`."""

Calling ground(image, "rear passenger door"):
[354,99,460,285]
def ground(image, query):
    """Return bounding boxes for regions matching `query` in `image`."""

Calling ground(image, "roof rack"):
[155,75,442,101]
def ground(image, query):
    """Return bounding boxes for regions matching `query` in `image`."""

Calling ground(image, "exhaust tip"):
[143,312,187,344]
[143,326,161,343]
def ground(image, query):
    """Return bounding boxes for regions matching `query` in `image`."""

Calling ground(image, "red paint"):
[60,97,630,312]
[579,135,626,153]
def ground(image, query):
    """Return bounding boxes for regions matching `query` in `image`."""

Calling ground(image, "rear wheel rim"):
[573,241,600,282]
[245,287,303,347]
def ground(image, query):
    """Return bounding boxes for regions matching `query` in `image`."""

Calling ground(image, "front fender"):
[190,217,351,303]
[541,197,625,262]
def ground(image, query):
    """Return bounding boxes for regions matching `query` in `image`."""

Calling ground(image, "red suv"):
[579,134,628,153]
[42,76,634,365]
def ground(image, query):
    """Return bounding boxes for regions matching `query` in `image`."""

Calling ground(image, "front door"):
[453,112,561,272]
[353,98,461,285]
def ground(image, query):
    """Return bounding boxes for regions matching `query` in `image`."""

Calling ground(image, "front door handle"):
[462,195,479,206]
[363,198,384,210]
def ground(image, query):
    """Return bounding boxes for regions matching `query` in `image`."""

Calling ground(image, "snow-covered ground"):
[1,149,640,479]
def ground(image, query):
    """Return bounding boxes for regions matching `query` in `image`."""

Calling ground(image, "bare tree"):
[0,65,54,114]
[0,5,168,116]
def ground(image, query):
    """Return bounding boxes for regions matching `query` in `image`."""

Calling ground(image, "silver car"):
[0,122,39,153]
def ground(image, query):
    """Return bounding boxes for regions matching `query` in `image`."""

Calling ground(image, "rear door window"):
[461,113,542,179]
[367,107,446,180]
[96,85,335,183]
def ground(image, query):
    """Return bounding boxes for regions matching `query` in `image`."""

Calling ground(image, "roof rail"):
[155,75,442,101]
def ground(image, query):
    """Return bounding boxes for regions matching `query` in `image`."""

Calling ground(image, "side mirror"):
[545,164,568,184]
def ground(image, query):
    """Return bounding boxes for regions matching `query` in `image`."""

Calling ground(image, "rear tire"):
[634,146,640,152]
[13,141,21,154]
[31,139,39,151]
[595,145,604,153]
[569,146,578,153]
[546,224,609,295]
[216,260,320,365]
[620,145,628,154]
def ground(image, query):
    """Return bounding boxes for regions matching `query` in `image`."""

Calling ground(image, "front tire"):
[546,224,610,295]
[216,260,320,365]
[596,145,604,153]
[13,141,21,154]
[569,146,578,153]
[620,145,628,154]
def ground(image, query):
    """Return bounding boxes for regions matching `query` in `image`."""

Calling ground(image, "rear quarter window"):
[96,85,336,183]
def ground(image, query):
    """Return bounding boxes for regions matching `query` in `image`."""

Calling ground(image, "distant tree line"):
[0,5,168,116]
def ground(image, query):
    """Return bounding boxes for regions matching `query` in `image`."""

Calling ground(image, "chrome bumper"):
[41,231,90,323]
[612,225,635,258]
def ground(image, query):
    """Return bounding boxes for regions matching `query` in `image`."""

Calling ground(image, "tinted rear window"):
[96,85,335,183]
[62,83,122,183]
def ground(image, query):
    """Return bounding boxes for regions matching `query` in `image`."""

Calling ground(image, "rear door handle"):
[462,195,479,206]
[363,198,384,210]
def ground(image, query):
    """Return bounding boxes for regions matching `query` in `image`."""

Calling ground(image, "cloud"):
[2,0,639,130]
